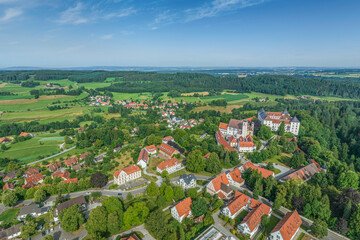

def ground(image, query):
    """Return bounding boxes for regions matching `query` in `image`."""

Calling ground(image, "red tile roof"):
[281,163,320,181]
[157,157,181,171]
[227,191,250,215]
[64,157,79,166]
[249,198,262,209]
[80,152,91,160]
[241,203,271,232]
[159,143,176,156]
[238,135,255,148]
[215,130,236,152]
[51,170,70,180]
[162,136,174,142]
[24,168,40,176]
[62,178,78,184]
[144,145,156,153]
[113,164,141,178]
[203,153,211,159]
[271,210,302,240]
[0,137,10,143]
[219,122,228,130]
[242,161,274,178]
[48,162,61,171]
[25,173,43,186]
[137,149,149,163]
[3,182,14,191]
[228,168,244,185]
[175,197,192,218]
[210,173,229,192]
[19,132,30,137]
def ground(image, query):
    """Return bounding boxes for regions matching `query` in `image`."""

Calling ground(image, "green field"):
[0,208,19,225]
[200,94,249,102]
[0,133,64,162]
[78,82,112,89]
[111,92,152,100]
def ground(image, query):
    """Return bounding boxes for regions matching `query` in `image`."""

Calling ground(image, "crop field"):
[78,82,112,89]
[0,132,64,162]
[200,93,249,102]
[0,106,92,123]
[111,92,152,100]
[36,79,75,87]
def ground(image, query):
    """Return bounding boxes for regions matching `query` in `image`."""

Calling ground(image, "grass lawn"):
[0,208,20,225]
[112,151,135,170]
[77,82,112,89]
[234,210,250,225]
[264,215,281,233]
[1,132,64,162]
[200,94,249,102]
[111,92,152,101]
[263,154,291,168]
[147,157,165,175]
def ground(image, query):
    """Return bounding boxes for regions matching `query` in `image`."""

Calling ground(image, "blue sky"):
[0,0,359,67]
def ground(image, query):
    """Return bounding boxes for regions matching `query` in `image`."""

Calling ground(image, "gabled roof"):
[162,136,174,142]
[238,135,255,148]
[210,173,229,192]
[159,143,176,156]
[48,162,61,171]
[248,198,262,209]
[280,163,320,181]
[24,168,40,176]
[144,145,156,152]
[25,173,43,185]
[203,153,211,159]
[215,130,236,152]
[113,164,141,178]
[137,149,149,163]
[179,174,196,185]
[57,196,86,213]
[157,157,181,170]
[3,182,14,191]
[219,122,228,130]
[228,119,244,129]
[228,168,244,185]
[62,178,78,184]
[174,197,192,218]
[20,132,30,137]
[64,157,79,166]
[51,170,70,180]
[80,152,91,160]
[241,203,271,232]
[241,161,274,178]
[271,210,302,240]
[227,191,250,215]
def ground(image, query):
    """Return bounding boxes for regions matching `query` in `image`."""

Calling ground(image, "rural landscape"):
[1,0,360,240]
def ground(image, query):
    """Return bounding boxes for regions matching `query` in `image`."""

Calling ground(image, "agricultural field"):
[0,132,65,162]
[77,82,112,89]
[111,92,152,101]
[200,93,249,102]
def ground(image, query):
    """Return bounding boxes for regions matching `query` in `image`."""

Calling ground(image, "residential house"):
[238,203,272,237]
[258,109,300,135]
[215,130,236,152]
[0,137,11,143]
[0,223,23,239]
[72,164,82,171]
[113,145,122,152]
[239,161,274,178]
[119,234,140,240]
[3,182,15,191]
[113,164,142,186]
[48,162,62,172]
[80,152,91,160]
[55,195,87,216]
[144,145,157,155]
[238,135,257,153]
[62,178,78,184]
[158,143,179,159]
[221,191,250,219]
[3,170,18,182]
[171,197,192,222]
[64,157,79,166]
[206,173,233,200]
[51,170,70,180]
[137,149,149,169]
[18,203,50,220]
[94,153,106,163]
[269,210,302,240]
[162,136,174,143]
[22,173,43,189]
[203,153,210,160]
[157,157,182,174]
[226,168,245,188]
[23,168,40,177]
[178,174,197,189]
[19,132,32,137]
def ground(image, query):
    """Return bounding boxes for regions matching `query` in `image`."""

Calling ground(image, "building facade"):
[258,109,300,135]
[113,165,142,185]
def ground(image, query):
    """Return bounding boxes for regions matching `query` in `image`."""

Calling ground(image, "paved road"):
[24,146,76,166]
[31,224,88,240]
[143,167,163,187]
[212,209,238,239]
[112,224,155,240]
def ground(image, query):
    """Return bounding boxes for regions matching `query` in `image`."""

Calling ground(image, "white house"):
[221,191,250,219]
[226,168,245,188]
[178,174,197,189]
[144,145,157,155]
[18,203,50,220]
[0,223,23,239]
[269,210,302,240]
[171,197,192,222]
[157,157,182,174]
[137,149,149,169]
[113,164,142,185]
[238,203,272,237]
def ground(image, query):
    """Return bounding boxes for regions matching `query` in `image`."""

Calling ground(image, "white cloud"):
[185,0,266,22]
[0,8,22,22]
[57,2,88,25]
[104,7,136,19]
[101,34,113,40]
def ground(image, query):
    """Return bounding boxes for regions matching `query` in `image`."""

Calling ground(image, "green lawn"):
[0,133,64,162]
[234,210,250,225]
[200,94,249,102]
[0,208,20,225]
[111,92,152,101]
[78,82,112,89]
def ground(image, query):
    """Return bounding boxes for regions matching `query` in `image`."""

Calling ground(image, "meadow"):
[0,132,64,162]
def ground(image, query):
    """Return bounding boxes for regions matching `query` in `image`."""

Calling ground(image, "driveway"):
[112,224,155,240]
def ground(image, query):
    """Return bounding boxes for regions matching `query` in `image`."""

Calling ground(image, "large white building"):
[157,157,182,174]
[113,164,141,185]
[257,109,300,135]
[219,118,254,138]
[237,203,272,237]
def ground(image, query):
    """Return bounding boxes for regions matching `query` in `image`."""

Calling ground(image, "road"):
[24,146,76,166]
[212,209,238,239]
[112,224,155,240]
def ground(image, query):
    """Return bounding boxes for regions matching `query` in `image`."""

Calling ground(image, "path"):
[112,224,155,240]
[212,209,238,239]
[24,146,76,166]
[143,167,163,187]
